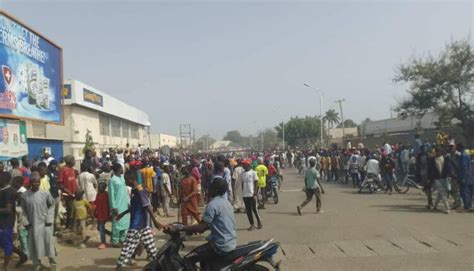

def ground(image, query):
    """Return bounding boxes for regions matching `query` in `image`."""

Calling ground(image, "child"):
[72,190,91,249]
[94,182,111,249]
[114,171,163,270]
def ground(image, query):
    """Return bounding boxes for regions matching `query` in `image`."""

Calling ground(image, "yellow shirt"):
[255,164,268,188]
[39,175,50,191]
[73,199,90,220]
[141,167,156,192]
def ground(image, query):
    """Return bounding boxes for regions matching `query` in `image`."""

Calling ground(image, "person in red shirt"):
[58,155,78,229]
[94,182,111,249]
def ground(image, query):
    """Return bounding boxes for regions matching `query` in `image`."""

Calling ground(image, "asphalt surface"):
[10,168,474,270]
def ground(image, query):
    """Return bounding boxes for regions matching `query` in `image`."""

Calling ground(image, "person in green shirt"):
[297,159,325,215]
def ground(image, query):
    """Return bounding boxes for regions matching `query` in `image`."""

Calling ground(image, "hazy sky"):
[2,0,472,139]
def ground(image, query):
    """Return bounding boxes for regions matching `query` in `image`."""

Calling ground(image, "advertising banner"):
[0,11,63,123]
[0,118,27,160]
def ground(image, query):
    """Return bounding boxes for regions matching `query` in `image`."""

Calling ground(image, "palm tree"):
[324,109,340,129]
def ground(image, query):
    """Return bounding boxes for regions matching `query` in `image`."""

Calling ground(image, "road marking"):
[390,237,437,254]
[335,240,377,257]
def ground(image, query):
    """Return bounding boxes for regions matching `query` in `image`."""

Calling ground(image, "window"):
[121,121,130,138]
[130,123,139,139]
[99,114,110,136]
[111,117,121,137]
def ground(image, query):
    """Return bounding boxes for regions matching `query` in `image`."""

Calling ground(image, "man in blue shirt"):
[166,178,237,270]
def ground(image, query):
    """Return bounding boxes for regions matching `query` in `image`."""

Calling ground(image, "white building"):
[25,79,150,159]
[144,133,179,149]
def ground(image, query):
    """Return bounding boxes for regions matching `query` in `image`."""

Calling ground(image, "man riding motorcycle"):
[164,178,236,271]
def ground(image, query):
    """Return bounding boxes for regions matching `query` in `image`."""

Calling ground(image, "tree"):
[337,119,358,128]
[82,129,95,154]
[193,134,216,150]
[223,130,243,144]
[324,109,340,128]
[275,116,322,146]
[257,129,281,149]
[394,39,474,142]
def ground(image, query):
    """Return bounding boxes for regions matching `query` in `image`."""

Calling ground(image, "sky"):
[1,0,472,139]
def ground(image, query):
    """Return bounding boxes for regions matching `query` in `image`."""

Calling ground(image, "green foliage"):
[275,116,322,146]
[337,119,358,128]
[82,129,95,154]
[223,130,244,144]
[394,39,474,141]
[324,109,340,128]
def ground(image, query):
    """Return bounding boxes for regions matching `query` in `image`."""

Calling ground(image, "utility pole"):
[179,124,192,149]
[261,130,264,151]
[335,99,346,139]
[303,83,324,147]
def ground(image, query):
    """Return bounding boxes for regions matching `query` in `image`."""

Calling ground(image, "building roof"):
[63,79,150,126]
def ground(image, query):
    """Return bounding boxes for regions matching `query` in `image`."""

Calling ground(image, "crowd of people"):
[289,135,474,215]
[0,133,472,270]
[0,146,284,270]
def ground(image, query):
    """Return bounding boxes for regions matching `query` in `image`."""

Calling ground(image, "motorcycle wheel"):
[247,264,270,271]
[394,182,409,194]
[273,188,279,204]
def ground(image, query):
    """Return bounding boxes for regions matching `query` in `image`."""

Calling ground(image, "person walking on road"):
[240,160,263,231]
[456,143,473,211]
[429,148,450,214]
[232,160,245,213]
[21,172,57,271]
[416,146,433,209]
[255,158,268,209]
[108,163,130,247]
[297,159,325,215]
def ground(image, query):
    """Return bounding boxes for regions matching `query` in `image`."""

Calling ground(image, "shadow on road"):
[371,204,430,213]
[267,211,299,216]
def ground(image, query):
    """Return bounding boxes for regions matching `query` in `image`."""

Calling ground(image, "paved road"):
[13,168,474,270]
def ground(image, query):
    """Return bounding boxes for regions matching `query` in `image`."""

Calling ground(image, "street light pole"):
[335,99,346,139]
[273,108,285,151]
[304,83,324,147]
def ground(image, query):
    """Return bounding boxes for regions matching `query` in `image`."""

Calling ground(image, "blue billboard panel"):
[0,12,63,124]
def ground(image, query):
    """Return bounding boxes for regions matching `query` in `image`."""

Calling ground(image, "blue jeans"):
[351,173,360,187]
[97,221,106,244]
[383,172,394,193]
[460,183,473,210]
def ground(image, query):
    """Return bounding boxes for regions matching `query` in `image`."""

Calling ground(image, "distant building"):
[328,127,358,139]
[144,133,179,148]
[210,140,238,150]
[363,113,438,136]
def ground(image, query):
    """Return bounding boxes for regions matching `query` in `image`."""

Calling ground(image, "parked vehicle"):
[143,223,281,271]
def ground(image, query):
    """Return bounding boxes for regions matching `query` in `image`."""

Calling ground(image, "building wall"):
[159,134,178,148]
[328,127,358,139]
[27,138,64,161]
[143,133,178,149]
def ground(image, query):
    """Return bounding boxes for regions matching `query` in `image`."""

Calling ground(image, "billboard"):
[0,11,63,124]
[0,118,28,160]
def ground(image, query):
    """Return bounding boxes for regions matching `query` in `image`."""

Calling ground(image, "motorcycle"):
[264,176,279,204]
[358,173,383,194]
[143,223,281,271]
